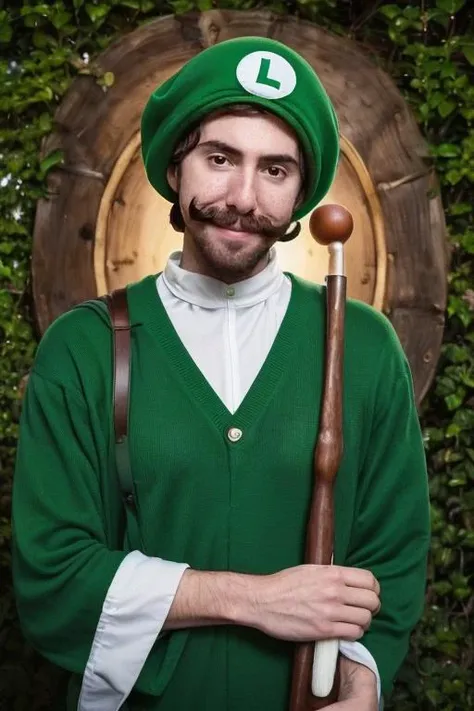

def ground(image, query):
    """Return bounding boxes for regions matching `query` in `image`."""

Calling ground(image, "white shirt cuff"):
[77,550,189,711]
[77,554,382,711]
[339,640,382,708]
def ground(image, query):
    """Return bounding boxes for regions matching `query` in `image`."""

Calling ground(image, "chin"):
[189,224,274,280]
[206,244,270,280]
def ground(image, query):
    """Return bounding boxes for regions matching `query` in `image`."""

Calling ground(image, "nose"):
[225,168,258,215]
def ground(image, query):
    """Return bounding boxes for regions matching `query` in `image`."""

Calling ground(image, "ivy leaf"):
[35,86,54,102]
[438,99,457,117]
[424,427,446,444]
[450,573,470,587]
[20,4,50,15]
[445,168,462,184]
[0,262,12,279]
[443,343,469,362]
[448,202,471,215]
[462,44,474,66]
[102,71,115,87]
[51,10,73,30]
[0,12,13,43]
[427,8,450,28]
[432,580,452,595]
[444,393,465,410]
[440,62,457,78]
[96,70,115,88]
[85,3,110,23]
[424,60,441,76]
[38,112,53,132]
[446,423,460,437]
[403,6,421,19]
[448,474,467,487]
[379,4,400,19]
[394,16,410,30]
[118,0,140,7]
[429,91,444,109]
[435,0,466,12]
[39,149,64,175]
[437,143,461,157]
[33,31,50,49]
[23,12,45,29]
[453,74,468,89]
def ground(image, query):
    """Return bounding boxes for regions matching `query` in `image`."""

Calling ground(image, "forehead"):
[198,111,300,158]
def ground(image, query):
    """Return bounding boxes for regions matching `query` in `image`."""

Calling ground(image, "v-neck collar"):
[128,272,307,434]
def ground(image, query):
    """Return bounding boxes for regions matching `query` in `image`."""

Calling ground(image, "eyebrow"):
[198,140,300,169]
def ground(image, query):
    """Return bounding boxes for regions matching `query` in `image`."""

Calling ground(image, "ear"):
[167,164,179,193]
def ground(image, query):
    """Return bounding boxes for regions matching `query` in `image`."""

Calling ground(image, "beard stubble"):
[185,198,292,282]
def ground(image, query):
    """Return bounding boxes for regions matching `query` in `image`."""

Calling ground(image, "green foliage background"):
[0,1,473,709]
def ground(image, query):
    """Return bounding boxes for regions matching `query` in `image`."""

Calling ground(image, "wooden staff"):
[289,204,354,711]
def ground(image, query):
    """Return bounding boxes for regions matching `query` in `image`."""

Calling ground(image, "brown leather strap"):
[104,288,131,443]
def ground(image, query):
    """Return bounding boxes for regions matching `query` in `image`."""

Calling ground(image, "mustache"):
[188,198,291,240]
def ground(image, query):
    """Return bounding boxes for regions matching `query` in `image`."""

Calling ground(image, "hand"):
[326,657,379,710]
[250,564,380,643]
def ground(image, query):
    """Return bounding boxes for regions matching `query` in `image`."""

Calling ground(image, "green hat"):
[141,36,340,221]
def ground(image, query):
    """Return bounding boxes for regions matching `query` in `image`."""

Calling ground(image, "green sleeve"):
[344,327,431,699]
[11,310,189,701]
[11,368,129,672]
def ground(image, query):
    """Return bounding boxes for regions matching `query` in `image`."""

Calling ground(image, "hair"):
[168,103,307,233]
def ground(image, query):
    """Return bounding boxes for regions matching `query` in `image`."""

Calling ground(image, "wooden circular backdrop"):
[32,9,448,404]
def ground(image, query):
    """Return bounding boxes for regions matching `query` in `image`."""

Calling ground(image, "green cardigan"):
[11,273,430,710]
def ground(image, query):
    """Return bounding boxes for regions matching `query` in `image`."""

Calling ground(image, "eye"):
[266,165,286,178]
[208,154,229,166]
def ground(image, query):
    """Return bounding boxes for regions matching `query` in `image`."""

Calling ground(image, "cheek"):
[179,161,228,208]
[258,184,299,220]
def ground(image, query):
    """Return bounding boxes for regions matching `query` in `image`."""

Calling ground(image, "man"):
[12,36,430,711]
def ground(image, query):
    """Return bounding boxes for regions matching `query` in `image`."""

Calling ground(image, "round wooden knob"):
[309,204,353,246]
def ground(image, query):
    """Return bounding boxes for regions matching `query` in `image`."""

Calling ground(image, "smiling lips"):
[212,224,259,239]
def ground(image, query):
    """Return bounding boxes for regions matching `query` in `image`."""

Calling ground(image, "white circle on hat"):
[236,51,297,100]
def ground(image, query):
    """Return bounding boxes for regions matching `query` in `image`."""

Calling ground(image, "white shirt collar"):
[161,248,286,309]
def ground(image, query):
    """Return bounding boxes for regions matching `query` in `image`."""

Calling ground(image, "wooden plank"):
[33,171,102,332]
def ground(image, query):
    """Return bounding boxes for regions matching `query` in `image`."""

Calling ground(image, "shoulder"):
[289,273,406,363]
[290,273,397,337]
[287,273,324,301]
[345,298,402,352]
[37,298,112,351]
[32,297,113,387]
[33,273,155,384]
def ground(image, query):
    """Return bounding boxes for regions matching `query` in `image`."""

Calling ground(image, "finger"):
[340,567,380,596]
[333,604,372,631]
[344,587,380,614]
[333,622,365,642]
